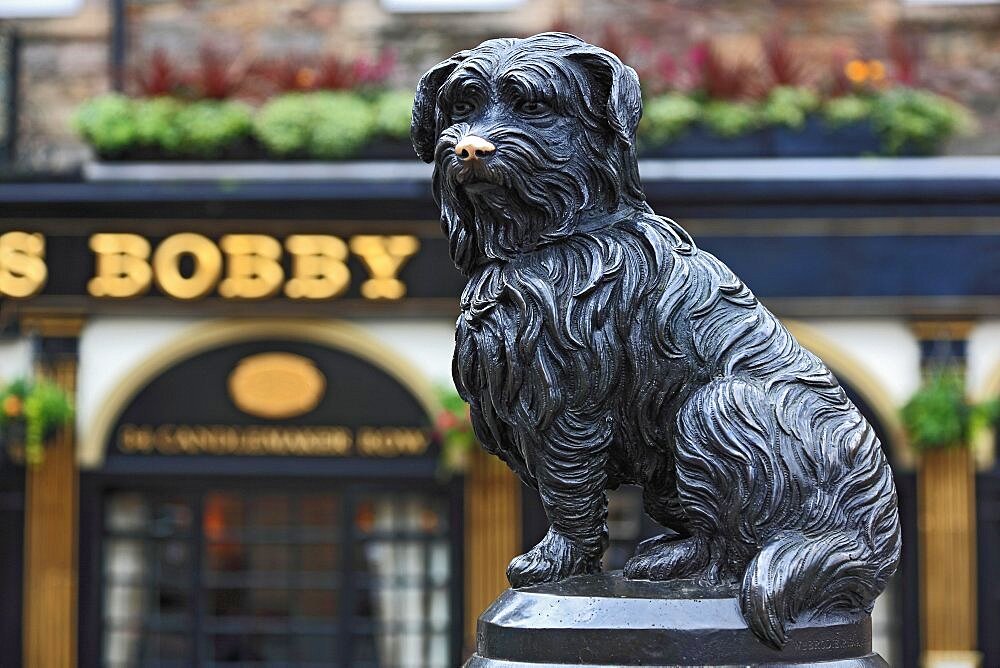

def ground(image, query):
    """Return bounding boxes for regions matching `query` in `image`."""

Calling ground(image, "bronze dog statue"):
[412,32,900,648]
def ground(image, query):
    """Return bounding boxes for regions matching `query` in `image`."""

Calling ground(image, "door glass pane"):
[102,493,195,666]
[101,487,454,667]
[203,491,341,663]
[351,492,451,668]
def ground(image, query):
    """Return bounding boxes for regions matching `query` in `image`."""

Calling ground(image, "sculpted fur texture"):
[412,32,901,649]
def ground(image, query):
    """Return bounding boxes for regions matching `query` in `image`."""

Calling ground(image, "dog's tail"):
[737,371,901,648]
[740,519,897,648]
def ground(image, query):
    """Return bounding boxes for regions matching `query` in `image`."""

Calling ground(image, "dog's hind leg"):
[624,533,711,581]
[506,412,612,588]
[624,468,710,580]
[626,378,784,586]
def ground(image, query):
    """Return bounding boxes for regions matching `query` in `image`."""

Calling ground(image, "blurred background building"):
[0,1,998,667]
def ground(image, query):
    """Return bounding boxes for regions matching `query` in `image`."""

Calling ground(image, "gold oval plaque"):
[228,352,326,419]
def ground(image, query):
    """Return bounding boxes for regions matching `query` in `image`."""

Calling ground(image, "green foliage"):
[871,88,976,155]
[310,93,376,159]
[434,385,476,473]
[372,90,415,140]
[0,377,74,466]
[75,95,252,157]
[971,397,1000,438]
[701,101,762,138]
[639,93,701,146]
[133,96,184,151]
[74,83,975,159]
[762,86,820,130]
[901,371,966,450]
[901,370,999,452]
[173,100,253,157]
[255,92,375,159]
[822,95,874,128]
[252,94,314,155]
[73,94,139,154]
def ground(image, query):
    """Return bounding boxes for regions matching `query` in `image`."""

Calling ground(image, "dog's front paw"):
[507,528,601,588]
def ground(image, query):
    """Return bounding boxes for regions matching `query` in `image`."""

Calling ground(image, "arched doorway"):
[77,321,462,668]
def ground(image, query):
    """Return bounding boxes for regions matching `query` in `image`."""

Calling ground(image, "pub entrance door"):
[76,322,463,667]
[82,478,461,668]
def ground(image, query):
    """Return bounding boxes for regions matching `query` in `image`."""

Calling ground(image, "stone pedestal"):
[465,572,887,667]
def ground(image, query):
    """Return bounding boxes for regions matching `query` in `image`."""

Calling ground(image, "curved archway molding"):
[784,320,914,470]
[79,319,441,468]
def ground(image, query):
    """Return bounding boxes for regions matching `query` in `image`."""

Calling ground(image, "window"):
[381,0,526,13]
[0,0,83,18]
[101,487,455,667]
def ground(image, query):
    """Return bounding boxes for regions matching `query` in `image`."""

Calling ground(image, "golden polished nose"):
[455,135,496,161]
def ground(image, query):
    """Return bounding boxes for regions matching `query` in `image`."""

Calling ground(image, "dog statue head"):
[412,32,650,274]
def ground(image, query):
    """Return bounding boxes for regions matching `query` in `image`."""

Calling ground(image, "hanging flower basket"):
[432,386,477,474]
[0,378,74,467]
[901,369,999,453]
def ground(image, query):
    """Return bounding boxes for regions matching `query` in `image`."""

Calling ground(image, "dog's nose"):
[455,135,495,162]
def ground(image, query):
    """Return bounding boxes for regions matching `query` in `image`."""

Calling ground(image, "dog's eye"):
[450,100,475,118]
[517,100,550,116]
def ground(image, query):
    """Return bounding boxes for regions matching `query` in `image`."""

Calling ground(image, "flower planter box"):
[771,117,882,158]
[640,124,771,160]
[83,159,432,182]
[93,137,415,163]
[640,117,946,160]
[357,138,417,160]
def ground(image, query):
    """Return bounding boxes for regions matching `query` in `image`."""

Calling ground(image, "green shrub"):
[255,92,375,159]
[73,94,139,155]
[901,371,967,450]
[253,94,314,155]
[872,88,976,155]
[309,93,376,158]
[133,97,184,152]
[173,100,253,157]
[701,101,761,137]
[762,86,819,130]
[372,90,414,140]
[639,93,701,146]
[901,369,999,452]
[822,95,874,128]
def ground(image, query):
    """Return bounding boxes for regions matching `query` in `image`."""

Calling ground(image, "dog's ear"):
[568,47,642,147]
[411,51,470,163]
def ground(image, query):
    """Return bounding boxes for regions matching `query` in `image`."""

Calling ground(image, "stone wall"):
[559,0,1000,154]
[6,0,999,170]
[9,0,113,171]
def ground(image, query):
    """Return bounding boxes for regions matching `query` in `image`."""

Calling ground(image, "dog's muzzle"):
[455,135,496,162]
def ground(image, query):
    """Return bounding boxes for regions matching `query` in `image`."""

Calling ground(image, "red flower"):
[436,411,459,431]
